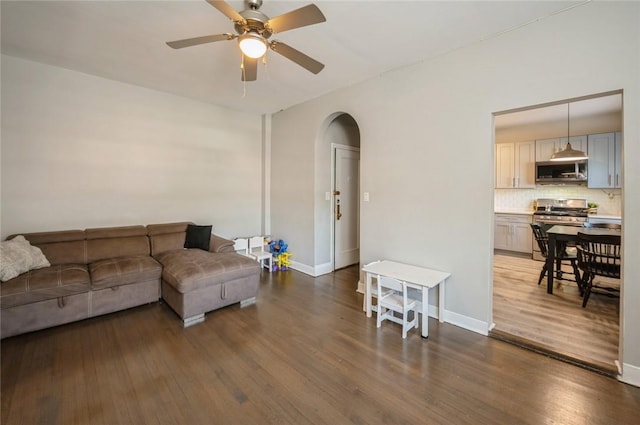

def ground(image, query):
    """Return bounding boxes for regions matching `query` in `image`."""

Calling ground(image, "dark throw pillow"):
[184,224,212,251]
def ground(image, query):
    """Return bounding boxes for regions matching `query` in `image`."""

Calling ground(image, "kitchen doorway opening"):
[491,91,623,376]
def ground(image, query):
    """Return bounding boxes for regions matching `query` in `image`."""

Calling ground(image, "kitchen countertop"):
[588,214,622,220]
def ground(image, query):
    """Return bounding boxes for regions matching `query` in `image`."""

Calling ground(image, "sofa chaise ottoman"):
[147,222,261,327]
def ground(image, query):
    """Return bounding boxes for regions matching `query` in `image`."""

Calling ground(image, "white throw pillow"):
[0,235,50,282]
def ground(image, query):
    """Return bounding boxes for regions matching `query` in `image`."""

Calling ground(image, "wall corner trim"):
[619,362,640,388]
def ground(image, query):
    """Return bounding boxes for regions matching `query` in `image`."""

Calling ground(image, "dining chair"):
[248,236,273,272]
[576,232,621,307]
[376,275,418,339]
[530,223,581,289]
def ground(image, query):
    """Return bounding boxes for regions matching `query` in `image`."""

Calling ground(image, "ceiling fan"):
[166,0,326,81]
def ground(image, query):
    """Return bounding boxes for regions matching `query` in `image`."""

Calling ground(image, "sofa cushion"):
[147,222,191,256]
[155,250,260,294]
[184,224,212,251]
[0,264,90,309]
[86,225,150,263]
[85,225,148,240]
[90,255,163,289]
[19,230,87,266]
[1,236,51,282]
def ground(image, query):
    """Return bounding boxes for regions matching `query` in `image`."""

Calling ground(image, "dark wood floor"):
[492,252,619,375]
[2,266,639,424]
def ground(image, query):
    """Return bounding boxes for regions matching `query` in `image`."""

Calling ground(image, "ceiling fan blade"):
[266,4,326,34]
[206,0,244,23]
[166,33,234,49]
[241,56,258,82]
[269,41,324,74]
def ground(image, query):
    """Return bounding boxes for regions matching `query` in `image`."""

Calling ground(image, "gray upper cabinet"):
[587,132,622,188]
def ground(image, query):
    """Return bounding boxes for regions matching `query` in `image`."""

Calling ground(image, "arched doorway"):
[326,114,360,270]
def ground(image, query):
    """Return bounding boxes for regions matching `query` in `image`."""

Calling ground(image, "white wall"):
[271,2,640,384]
[271,106,317,267]
[1,55,263,240]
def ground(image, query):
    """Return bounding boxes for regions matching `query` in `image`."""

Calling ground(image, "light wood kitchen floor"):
[492,251,620,376]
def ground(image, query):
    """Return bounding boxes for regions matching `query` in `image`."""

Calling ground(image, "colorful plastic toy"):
[268,239,291,271]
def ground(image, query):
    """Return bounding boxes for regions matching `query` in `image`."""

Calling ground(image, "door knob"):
[336,199,342,220]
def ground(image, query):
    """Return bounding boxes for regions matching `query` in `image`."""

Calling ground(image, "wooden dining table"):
[545,225,622,294]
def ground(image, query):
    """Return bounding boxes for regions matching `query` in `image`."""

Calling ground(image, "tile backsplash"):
[495,186,622,215]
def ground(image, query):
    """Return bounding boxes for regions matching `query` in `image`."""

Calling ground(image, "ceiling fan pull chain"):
[263,54,270,81]
[241,55,247,97]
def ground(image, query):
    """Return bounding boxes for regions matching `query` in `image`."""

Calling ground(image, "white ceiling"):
[2,0,585,115]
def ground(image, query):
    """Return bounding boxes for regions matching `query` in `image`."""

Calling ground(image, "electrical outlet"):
[363,192,370,202]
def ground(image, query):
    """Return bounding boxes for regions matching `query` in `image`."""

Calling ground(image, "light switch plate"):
[363,192,370,202]
[325,192,331,201]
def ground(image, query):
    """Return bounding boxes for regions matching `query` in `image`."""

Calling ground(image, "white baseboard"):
[289,261,315,276]
[620,362,640,387]
[314,262,333,276]
[289,261,333,277]
[356,282,490,336]
[443,310,490,336]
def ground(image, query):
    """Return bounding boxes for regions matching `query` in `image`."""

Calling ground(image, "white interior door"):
[334,146,360,269]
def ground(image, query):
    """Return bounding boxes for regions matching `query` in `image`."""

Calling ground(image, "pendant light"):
[550,102,588,161]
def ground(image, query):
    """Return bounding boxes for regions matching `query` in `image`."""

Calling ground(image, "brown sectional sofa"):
[0,222,261,338]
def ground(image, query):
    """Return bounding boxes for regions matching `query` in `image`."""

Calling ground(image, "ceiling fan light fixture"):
[238,32,267,58]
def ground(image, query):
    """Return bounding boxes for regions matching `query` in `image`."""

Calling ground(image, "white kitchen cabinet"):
[515,141,536,188]
[494,214,533,253]
[587,132,622,188]
[536,138,560,162]
[536,136,587,162]
[495,141,535,189]
[496,143,514,189]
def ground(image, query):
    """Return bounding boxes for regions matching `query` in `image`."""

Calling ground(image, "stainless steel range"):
[532,198,588,261]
